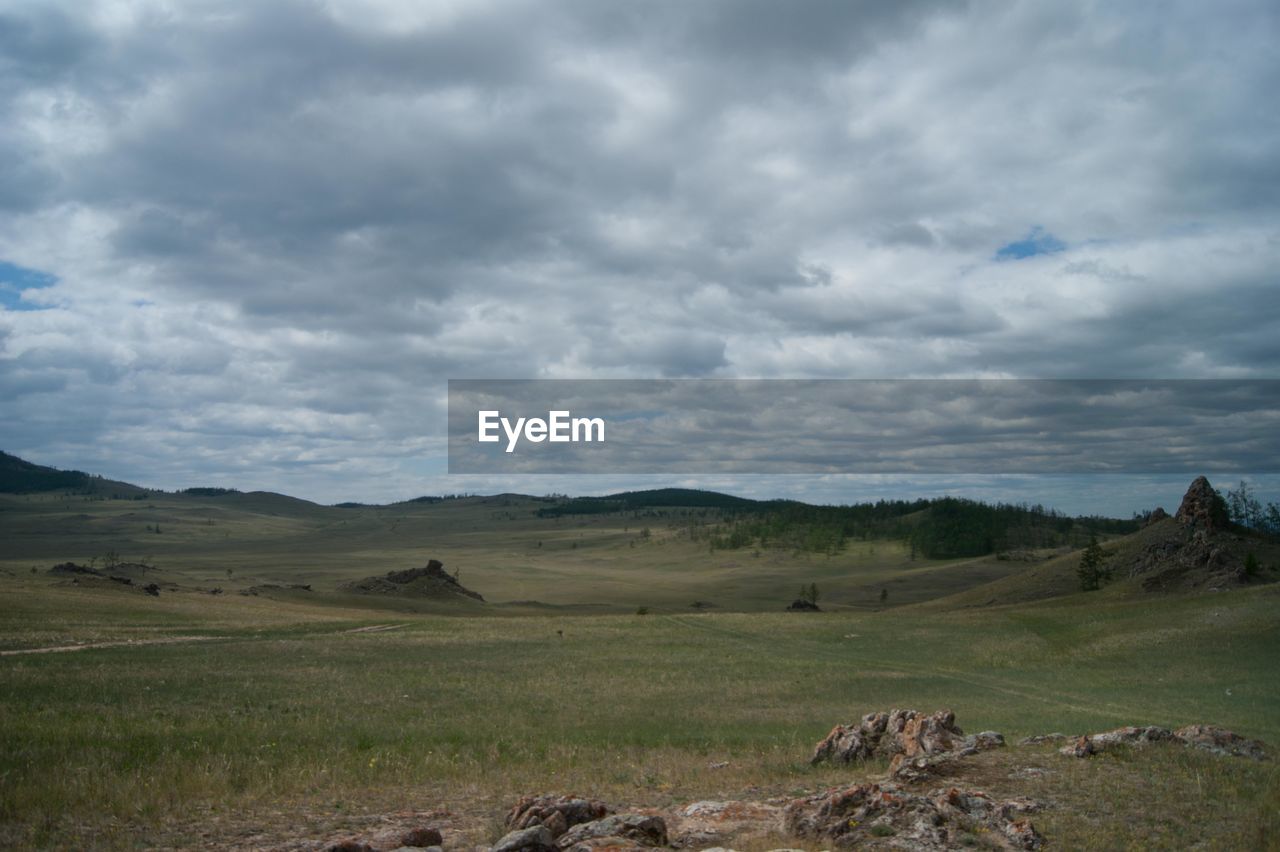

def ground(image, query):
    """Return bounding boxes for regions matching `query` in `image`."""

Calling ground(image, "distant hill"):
[538,487,1139,559]
[0,451,93,493]
[536,488,769,516]
[0,451,150,497]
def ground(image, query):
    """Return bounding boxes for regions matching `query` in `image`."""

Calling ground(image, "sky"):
[1,0,1278,515]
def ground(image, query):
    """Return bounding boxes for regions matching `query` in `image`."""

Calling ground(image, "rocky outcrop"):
[506,795,611,840]
[1060,724,1267,761]
[810,709,1006,786]
[784,782,1042,850]
[49,562,102,576]
[342,559,484,601]
[1143,507,1169,526]
[1175,476,1230,533]
[785,599,821,612]
[811,709,970,765]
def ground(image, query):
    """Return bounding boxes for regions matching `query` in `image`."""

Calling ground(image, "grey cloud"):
[1,0,1278,502]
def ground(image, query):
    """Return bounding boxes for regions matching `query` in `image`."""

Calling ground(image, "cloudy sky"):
[1,0,1277,513]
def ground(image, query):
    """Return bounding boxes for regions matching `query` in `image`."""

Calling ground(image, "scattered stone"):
[557,814,668,849]
[506,795,611,838]
[1017,734,1071,746]
[491,826,557,852]
[1174,724,1268,761]
[143,583,161,597]
[784,782,1042,850]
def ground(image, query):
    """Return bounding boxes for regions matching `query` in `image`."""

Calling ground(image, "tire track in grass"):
[1,622,414,656]
[662,614,1159,724]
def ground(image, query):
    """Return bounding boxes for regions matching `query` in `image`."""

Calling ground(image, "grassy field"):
[2,488,1279,849]
[2,573,1278,849]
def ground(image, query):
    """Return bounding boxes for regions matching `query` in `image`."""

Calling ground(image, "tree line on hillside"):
[0,451,93,493]
[699,497,1138,559]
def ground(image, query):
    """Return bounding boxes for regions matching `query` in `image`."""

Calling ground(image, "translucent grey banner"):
[447,379,1280,474]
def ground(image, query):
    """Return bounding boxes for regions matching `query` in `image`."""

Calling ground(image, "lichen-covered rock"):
[784,782,1041,850]
[1060,726,1176,757]
[1174,724,1268,760]
[556,814,667,849]
[671,800,782,848]
[810,709,965,765]
[506,795,612,839]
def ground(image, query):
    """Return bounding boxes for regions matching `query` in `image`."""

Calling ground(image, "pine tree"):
[1077,536,1110,591]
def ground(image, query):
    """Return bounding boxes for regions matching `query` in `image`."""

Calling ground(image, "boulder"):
[556,814,667,849]
[491,826,557,852]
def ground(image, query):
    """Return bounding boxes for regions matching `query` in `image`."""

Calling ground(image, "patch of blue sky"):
[0,260,58,311]
[994,226,1066,261]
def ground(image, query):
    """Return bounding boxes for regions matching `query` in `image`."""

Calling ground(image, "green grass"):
[2,577,1278,849]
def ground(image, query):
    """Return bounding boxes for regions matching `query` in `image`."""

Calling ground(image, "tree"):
[879,588,888,604]
[1076,536,1111,591]
[1244,552,1260,579]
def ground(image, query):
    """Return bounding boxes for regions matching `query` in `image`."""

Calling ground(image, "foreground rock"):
[1060,724,1267,760]
[784,782,1041,850]
[506,795,611,839]
[556,814,668,850]
[491,825,557,852]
